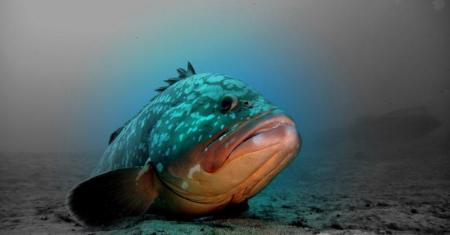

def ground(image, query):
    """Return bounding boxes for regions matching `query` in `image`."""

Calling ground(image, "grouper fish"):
[67,63,302,226]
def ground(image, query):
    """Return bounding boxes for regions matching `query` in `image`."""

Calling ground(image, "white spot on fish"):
[187,164,201,179]
[181,181,189,189]
[252,134,264,146]
[203,114,214,121]
[207,75,224,83]
[156,163,164,172]
[187,94,196,100]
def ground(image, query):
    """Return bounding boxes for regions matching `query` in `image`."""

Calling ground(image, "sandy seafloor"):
[1,107,449,234]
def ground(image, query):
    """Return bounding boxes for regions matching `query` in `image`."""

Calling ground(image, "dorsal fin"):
[108,119,133,144]
[187,62,196,75]
[177,68,188,77]
[155,62,196,93]
[164,78,178,85]
[155,86,167,93]
[109,126,124,144]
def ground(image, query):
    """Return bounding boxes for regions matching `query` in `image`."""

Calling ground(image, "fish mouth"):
[200,111,299,173]
[155,111,301,207]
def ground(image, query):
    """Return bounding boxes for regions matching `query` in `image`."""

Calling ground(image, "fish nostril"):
[243,100,253,108]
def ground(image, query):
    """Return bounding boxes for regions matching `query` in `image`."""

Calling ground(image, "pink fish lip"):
[200,111,298,173]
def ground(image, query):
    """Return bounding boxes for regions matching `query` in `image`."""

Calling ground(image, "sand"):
[1,107,449,234]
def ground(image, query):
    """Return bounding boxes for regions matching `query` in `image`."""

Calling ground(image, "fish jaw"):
[196,113,301,200]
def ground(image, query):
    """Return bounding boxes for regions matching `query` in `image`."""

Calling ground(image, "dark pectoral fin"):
[66,165,159,226]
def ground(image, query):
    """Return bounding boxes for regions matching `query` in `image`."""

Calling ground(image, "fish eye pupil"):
[220,96,238,113]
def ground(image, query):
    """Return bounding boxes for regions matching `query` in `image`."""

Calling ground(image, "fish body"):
[67,63,301,225]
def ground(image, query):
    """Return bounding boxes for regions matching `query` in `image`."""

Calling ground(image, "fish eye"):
[220,95,239,113]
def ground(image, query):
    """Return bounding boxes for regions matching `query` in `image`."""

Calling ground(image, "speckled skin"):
[94,73,277,176]
[68,65,301,224]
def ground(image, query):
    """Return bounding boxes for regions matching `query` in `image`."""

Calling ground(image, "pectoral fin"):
[66,165,159,226]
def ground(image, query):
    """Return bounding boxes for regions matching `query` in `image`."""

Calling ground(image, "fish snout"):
[227,114,301,162]
[201,113,301,173]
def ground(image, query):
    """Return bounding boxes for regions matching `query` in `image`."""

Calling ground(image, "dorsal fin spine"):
[154,62,197,93]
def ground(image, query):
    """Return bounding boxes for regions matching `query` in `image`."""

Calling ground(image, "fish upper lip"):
[203,109,279,151]
[204,129,229,150]
[230,122,282,152]
[200,111,295,173]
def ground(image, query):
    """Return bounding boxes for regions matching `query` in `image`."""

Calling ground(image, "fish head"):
[148,73,301,206]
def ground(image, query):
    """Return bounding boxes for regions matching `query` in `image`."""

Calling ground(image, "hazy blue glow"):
[1,0,447,152]
[85,21,336,153]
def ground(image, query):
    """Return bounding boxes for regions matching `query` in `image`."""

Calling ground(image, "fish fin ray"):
[187,61,196,75]
[155,86,167,92]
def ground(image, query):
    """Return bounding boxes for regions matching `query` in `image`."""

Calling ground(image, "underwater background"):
[1,0,449,234]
